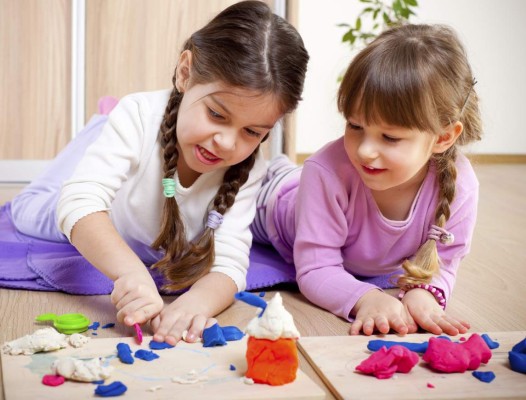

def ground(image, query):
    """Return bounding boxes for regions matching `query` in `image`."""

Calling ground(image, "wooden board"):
[298,331,526,400]
[1,336,324,400]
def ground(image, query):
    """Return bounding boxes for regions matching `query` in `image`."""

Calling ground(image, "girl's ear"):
[175,50,193,93]
[433,121,463,154]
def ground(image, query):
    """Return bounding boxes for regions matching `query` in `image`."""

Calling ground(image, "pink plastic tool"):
[134,323,143,345]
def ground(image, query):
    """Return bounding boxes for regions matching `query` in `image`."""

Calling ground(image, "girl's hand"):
[150,293,218,346]
[349,290,417,336]
[401,288,470,336]
[111,271,164,326]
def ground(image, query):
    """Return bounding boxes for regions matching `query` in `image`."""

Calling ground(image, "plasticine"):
[472,370,496,383]
[149,340,174,350]
[423,334,491,373]
[116,343,134,364]
[94,381,127,397]
[134,349,159,361]
[355,345,419,379]
[508,337,526,374]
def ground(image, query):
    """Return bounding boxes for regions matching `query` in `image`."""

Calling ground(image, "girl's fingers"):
[349,319,363,335]
[116,297,162,325]
[374,316,390,334]
[185,315,208,343]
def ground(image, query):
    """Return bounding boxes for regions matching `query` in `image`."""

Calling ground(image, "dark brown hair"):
[337,24,482,287]
[152,1,309,291]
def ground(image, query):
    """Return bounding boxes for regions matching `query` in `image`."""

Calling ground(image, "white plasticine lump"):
[52,357,114,382]
[2,327,68,355]
[245,292,300,341]
[68,333,90,348]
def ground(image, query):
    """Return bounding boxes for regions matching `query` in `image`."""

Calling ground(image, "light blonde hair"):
[337,24,482,288]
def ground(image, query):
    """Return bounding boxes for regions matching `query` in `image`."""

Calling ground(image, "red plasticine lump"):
[355,345,419,379]
[423,334,492,373]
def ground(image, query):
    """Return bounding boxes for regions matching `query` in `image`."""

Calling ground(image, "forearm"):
[70,211,148,281]
[179,272,238,317]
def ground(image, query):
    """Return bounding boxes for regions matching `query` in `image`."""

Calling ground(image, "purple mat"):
[0,202,394,295]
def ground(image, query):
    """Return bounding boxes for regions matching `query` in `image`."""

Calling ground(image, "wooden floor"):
[1,163,525,399]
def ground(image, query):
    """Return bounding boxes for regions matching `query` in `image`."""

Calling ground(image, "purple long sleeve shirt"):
[268,138,479,321]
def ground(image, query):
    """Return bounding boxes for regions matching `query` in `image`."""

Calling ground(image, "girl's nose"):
[357,137,379,161]
[213,130,236,151]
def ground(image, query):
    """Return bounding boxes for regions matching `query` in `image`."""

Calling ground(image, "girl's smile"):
[195,145,221,165]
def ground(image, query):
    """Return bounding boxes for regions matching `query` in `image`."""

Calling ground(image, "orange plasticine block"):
[245,336,299,386]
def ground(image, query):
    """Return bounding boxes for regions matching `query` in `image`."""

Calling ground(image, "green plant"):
[339,0,419,51]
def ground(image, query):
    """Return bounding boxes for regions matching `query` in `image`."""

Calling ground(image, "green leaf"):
[356,17,362,30]
[405,0,418,6]
[336,23,350,27]
[383,11,391,24]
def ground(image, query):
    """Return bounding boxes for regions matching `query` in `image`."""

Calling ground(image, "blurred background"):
[1,0,525,186]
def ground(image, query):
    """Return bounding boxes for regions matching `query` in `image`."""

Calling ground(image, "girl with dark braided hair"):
[3,1,308,345]
[251,23,482,337]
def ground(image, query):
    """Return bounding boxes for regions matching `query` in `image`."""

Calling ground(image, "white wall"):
[295,0,526,155]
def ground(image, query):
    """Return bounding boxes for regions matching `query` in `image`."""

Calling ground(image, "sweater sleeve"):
[57,94,147,241]
[209,151,266,292]
[294,160,379,321]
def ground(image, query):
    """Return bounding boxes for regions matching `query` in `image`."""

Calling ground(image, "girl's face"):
[176,82,282,184]
[343,115,439,195]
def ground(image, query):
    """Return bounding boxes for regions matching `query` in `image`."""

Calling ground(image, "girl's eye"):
[208,108,224,120]
[245,128,263,138]
[347,122,362,131]
[383,134,400,143]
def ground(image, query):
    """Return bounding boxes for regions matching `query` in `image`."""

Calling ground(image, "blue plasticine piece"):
[149,340,174,350]
[94,381,127,397]
[481,333,500,349]
[221,326,245,341]
[367,335,454,353]
[472,370,496,383]
[234,291,267,316]
[230,364,236,371]
[134,349,159,361]
[202,323,227,347]
[509,337,526,374]
[367,339,429,353]
[259,292,266,297]
[116,343,134,364]
[101,323,115,329]
[88,321,100,330]
[92,332,98,336]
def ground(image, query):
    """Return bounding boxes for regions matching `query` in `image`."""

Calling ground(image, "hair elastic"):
[206,210,224,230]
[427,225,454,245]
[162,178,176,198]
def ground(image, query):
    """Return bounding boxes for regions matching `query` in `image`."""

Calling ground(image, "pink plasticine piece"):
[355,345,419,379]
[427,382,435,388]
[423,334,492,373]
[134,323,143,345]
[42,374,65,387]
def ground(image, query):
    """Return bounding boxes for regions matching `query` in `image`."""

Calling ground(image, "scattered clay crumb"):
[147,385,163,392]
[2,328,68,355]
[52,357,114,382]
[171,369,208,384]
[242,377,255,385]
[69,333,90,348]
[427,382,435,388]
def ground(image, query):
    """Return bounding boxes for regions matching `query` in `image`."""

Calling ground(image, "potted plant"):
[339,0,419,52]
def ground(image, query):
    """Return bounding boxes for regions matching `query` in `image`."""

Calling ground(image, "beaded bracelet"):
[398,284,446,309]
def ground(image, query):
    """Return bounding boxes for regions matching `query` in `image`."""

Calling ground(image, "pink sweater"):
[269,138,479,321]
